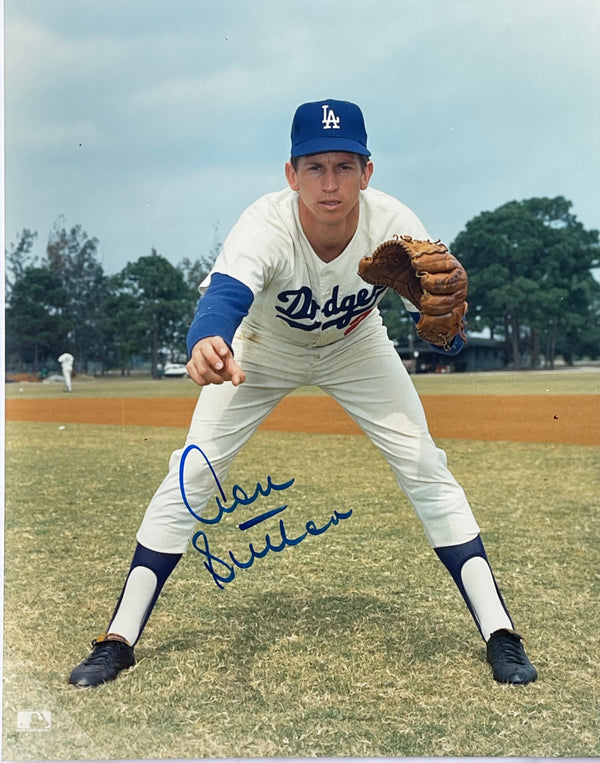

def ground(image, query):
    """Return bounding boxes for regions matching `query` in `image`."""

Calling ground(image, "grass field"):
[3,370,599,759]
[6,365,600,399]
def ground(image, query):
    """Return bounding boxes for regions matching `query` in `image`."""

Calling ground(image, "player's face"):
[285,152,373,231]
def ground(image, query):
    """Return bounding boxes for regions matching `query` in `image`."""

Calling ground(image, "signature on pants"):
[178,443,353,589]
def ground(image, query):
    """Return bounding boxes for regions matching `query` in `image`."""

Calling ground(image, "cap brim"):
[291,137,371,158]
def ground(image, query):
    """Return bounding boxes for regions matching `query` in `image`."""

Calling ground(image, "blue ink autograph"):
[178,443,353,589]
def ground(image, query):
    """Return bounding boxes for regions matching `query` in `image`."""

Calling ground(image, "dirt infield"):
[5,394,598,445]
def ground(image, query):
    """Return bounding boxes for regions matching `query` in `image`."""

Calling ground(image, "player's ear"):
[285,161,300,191]
[360,160,374,190]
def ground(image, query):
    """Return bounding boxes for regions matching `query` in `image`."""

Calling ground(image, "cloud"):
[5,0,599,273]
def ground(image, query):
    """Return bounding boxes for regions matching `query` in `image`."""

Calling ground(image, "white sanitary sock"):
[460,556,513,641]
[107,566,158,646]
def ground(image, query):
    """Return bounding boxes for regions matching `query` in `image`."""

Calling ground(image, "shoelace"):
[85,640,123,665]
[491,635,525,664]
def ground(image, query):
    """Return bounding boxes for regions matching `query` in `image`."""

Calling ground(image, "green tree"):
[44,217,109,372]
[101,289,148,375]
[117,250,191,377]
[5,267,70,370]
[5,228,38,300]
[451,197,599,368]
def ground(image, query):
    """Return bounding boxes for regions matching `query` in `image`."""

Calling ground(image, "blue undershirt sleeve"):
[186,272,254,356]
[408,311,465,356]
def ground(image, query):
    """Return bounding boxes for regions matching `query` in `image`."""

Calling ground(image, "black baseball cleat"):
[69,633,135,688]
[486,628,538,685]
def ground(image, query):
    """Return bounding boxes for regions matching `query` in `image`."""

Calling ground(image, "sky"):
[4,0,600,276]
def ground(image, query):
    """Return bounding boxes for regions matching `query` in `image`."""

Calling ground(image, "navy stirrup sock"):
[434,535,513,639]
[109,543,182,645]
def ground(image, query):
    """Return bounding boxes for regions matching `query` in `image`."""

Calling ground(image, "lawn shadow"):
[149,589,475,677]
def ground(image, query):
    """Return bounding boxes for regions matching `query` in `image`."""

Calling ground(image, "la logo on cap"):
[321,104,341,130]
[290,98,371,158]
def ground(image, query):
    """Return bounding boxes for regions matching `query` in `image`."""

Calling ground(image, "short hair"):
[289,153,371,171]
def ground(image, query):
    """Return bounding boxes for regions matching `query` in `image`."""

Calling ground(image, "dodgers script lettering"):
[275,283,385,333]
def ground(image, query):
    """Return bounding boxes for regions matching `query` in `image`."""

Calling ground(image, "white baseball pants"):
[137,326,480,554]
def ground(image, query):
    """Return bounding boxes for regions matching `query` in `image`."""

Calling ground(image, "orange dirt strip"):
[5,394,598,445]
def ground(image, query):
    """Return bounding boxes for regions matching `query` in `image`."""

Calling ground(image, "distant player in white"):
[57,352,74,392]
[70,99,537,688]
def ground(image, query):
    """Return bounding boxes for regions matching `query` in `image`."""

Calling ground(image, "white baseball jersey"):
[189,187,430,354]
[58,352,74,371]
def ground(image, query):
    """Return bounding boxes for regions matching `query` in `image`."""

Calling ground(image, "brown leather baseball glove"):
[358,235,468,349]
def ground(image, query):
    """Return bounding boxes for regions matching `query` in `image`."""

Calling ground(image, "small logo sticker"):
[17,711,52,732]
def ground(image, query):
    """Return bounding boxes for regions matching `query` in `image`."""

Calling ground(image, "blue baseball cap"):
[290,99,371,158]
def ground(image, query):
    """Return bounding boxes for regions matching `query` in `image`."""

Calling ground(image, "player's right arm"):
[185,272,255,387]
[186,336,246,387]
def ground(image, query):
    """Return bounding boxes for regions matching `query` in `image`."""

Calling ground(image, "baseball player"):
[69,99,537,688]
[57,352,74,392]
